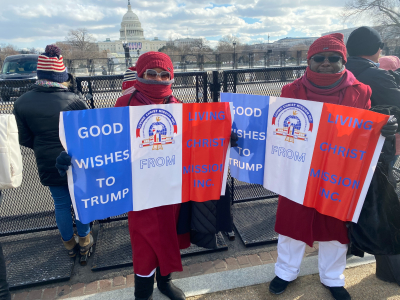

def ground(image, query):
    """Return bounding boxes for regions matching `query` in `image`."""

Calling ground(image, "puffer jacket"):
[177,186,233,249]
[346,56,400,108]
[13,85,88,186]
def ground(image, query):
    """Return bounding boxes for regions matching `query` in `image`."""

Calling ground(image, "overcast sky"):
[0,0,369,50]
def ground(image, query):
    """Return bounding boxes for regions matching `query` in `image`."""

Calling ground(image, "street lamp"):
[233,41,237,69]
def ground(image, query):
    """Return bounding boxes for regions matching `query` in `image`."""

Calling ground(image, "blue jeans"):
[391,155,400,168]
[48,185,90,241]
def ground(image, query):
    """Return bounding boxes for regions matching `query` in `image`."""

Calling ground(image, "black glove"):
[55,151,72,177]
[230,132,238,147]
[381,116,398,137]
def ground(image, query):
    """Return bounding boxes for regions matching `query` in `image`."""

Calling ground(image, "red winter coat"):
[115,92,190,276]
[275,73,372,246]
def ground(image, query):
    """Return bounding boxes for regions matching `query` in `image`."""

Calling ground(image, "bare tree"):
[28,47,38,54]
[56,42,74,59]
[66,28,97,52]
[217,35,242,52]
[343,0,400,38]
[0,44,19,61]
[190,38,213,53]
[64,28,107,59]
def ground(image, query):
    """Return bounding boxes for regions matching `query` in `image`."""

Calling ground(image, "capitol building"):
[97,1,166,55]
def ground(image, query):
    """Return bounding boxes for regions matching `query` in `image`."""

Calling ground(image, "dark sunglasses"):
[379,42,385,49]
[144,69,171,81]
[311,56,342,63]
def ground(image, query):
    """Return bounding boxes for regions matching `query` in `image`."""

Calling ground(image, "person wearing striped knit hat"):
[122,67,137,96]
[13,45,93,261]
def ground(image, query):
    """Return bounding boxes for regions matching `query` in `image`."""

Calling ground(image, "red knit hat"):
[307,33,347,63]
[132,51,174,79]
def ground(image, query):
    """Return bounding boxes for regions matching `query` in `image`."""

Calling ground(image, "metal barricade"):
[0,66,306,234]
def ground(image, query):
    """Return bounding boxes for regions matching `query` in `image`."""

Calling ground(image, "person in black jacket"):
[13,45,93,258]
[346,27,400,285]
[346,26,400,109]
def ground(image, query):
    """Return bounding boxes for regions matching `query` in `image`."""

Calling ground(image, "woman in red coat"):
[268,34,371,300]
[115,52,190,300]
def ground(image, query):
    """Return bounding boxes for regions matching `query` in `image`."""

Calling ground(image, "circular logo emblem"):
[272,102,313,143]
[136,109,177,150]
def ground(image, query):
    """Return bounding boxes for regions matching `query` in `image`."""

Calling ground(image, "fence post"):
[198,54,204,71]
[281,51,287,67]
[195,74,199,103]
[107,58,112,75]
[87,80,95,108]
[203,72,208,103]
[233,72,237,94]
[181,55,187,72]
[211,70,220,102]
[297,50,302,66]
[215,54,221,70]
[223,71,228,93]
[267,50,272,67]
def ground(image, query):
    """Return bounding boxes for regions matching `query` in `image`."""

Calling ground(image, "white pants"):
[275,234,348,287]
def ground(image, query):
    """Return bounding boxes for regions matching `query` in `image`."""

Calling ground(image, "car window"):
[2,60,38,74]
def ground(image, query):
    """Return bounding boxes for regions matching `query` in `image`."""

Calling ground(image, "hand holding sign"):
[55,151,71,177]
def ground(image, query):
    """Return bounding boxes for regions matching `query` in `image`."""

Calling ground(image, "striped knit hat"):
[37,45,68,83]
[122,67,136,90]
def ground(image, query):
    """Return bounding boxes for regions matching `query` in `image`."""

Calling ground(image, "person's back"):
[14,77,88,186]
[346,26,400,108]
[13,45,92,262]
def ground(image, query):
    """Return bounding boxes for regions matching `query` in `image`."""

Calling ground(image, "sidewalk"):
[11,246,398,300]
[187,263,400,300]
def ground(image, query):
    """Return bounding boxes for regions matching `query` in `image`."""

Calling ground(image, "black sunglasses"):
[379,42,385,49]
[311,56,342,63]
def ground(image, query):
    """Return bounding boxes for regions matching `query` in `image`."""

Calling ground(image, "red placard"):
[303,103,388,221]
[181,103,232,202]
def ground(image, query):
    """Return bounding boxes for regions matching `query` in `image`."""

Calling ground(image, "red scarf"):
[135,90,179,105]
[306,67,346,87]
[302,68,355,105]
[133,80,173,104]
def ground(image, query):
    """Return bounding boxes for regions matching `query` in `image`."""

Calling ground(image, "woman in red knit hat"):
[114,52,190,300]
[268,33,397,300]
[56,52,189,300]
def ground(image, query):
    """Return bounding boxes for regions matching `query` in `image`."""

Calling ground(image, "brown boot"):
[62,235,78,257]
[78,233,94,256]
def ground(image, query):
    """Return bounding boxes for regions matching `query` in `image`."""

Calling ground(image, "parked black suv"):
[0,54,38,101]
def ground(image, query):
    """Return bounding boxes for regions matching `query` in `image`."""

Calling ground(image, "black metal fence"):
[0,66,306,237]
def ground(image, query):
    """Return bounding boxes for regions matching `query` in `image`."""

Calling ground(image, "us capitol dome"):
[97,1,166,55]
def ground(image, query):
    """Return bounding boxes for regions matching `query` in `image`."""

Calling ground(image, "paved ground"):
[10,246,391,300]
[187,263,400,300]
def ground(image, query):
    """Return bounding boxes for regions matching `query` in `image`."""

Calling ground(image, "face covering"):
[133,77,174,104]
[306,67,346,87]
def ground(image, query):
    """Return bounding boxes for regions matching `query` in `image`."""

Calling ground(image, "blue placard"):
[61,107,132,224]
[221,93,269,184]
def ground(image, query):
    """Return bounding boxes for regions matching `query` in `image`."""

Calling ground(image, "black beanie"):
[346,26,383,56]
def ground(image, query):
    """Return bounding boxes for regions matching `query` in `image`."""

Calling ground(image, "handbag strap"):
[127,90,138,106]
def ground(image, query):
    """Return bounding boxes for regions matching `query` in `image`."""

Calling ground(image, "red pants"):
[128,204,191,276]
